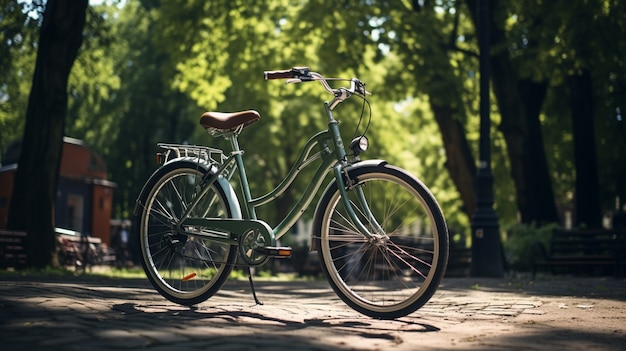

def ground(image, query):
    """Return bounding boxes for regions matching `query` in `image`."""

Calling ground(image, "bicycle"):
[134,67,449,319]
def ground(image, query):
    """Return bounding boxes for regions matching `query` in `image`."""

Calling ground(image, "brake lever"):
[286,75,315,84]
[354,80,371,96]
[285,78,303,84]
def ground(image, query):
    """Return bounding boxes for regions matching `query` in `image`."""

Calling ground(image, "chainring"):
[239,229,271,265]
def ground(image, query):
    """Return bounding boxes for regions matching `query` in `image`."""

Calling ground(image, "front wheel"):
[313,163,449,319]
[137,162,238,306]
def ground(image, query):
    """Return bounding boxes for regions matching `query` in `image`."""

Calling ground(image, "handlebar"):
[263,67,370,108]
[264,67,312,81]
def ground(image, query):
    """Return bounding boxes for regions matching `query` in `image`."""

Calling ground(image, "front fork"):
[325,102,385,241]
[332,163,386,240]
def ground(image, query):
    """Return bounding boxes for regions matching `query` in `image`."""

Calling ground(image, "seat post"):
[226,132,257,219]
[226,130,241,153]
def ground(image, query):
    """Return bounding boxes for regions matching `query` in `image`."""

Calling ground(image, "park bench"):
[532,228,626,278]
[0,230,28,269]
[445,245,471,277]
[1,229,117,270]
[55,228,117,267]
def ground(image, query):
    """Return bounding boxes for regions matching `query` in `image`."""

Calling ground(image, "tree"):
[569,69,601,227]
[6,0,89,268]
[0,0,40,158]
[155,0,347,225]
[289,0,485,233]
[93,2,201,219]
[464,0,560,225]
[23,0,622,249]
[504,0,626,227]
[543,0,622,228]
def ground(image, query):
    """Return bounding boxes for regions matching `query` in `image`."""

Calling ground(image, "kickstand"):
[247,266,263,305]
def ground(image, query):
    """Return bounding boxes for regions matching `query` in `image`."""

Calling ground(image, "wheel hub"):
[369,233,389,247]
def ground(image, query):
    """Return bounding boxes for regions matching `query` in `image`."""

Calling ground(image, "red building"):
[0,137,116,244]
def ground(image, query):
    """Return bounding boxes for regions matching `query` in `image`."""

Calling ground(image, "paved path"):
[1,275,625,350]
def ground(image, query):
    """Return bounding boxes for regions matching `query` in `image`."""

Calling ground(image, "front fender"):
[346,159,388,171]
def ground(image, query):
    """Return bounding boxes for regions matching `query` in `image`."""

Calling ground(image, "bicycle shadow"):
[0,277,441,350]
[111,301,441,343]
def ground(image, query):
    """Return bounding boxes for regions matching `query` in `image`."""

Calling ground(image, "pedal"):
[263,246,292,258]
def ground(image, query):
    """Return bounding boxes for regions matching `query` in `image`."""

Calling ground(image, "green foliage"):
[66,6,121,150]
[503,223,559,272]
[2,0,624,240]
[0,0,40,160]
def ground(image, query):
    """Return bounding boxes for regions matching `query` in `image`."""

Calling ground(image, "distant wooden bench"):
[0,230,28,269]
[532,228,626,278]
[55,228,115,267]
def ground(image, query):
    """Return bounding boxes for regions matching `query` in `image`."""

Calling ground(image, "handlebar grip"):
[264,67,310,80]
[264,70,294,80]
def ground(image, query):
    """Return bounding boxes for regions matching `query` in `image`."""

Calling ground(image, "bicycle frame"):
[175,101,378,249]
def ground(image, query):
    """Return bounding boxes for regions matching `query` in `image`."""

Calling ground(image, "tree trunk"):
[465,0,559,225]
[6,0,89,268]
[430,102,477,218]
[568,70,602,228]
[494,73,558,225]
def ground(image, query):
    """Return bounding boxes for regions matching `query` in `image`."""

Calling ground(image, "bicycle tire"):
[137,161,238,306]
[313,163,449,319]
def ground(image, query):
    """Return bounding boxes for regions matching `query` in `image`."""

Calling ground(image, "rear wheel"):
[138,163,237,305]
[314,164,449,319]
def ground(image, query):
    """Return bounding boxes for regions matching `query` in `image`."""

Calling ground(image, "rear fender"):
[133,158,241,220]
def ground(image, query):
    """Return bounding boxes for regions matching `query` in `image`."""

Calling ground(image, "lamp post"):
[470,0,504,277]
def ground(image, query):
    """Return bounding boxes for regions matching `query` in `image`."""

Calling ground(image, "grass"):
[0,265,323,282]
[93,266,147,279]
[0,266,77,278]
[0,265,146,280]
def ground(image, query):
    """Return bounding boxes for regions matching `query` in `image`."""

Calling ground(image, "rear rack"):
[157,143,226,165]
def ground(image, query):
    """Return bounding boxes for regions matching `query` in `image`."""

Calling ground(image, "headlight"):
[350,136,369,154]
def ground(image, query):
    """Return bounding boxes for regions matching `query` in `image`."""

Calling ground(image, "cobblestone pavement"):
[1,274,625,350]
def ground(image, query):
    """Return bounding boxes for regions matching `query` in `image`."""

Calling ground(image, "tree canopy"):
[1,0,625,267]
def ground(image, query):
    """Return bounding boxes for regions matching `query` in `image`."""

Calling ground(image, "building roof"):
[0,137,112,183]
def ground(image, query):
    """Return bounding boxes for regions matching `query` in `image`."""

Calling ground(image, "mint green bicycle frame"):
[176,101,379,250]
